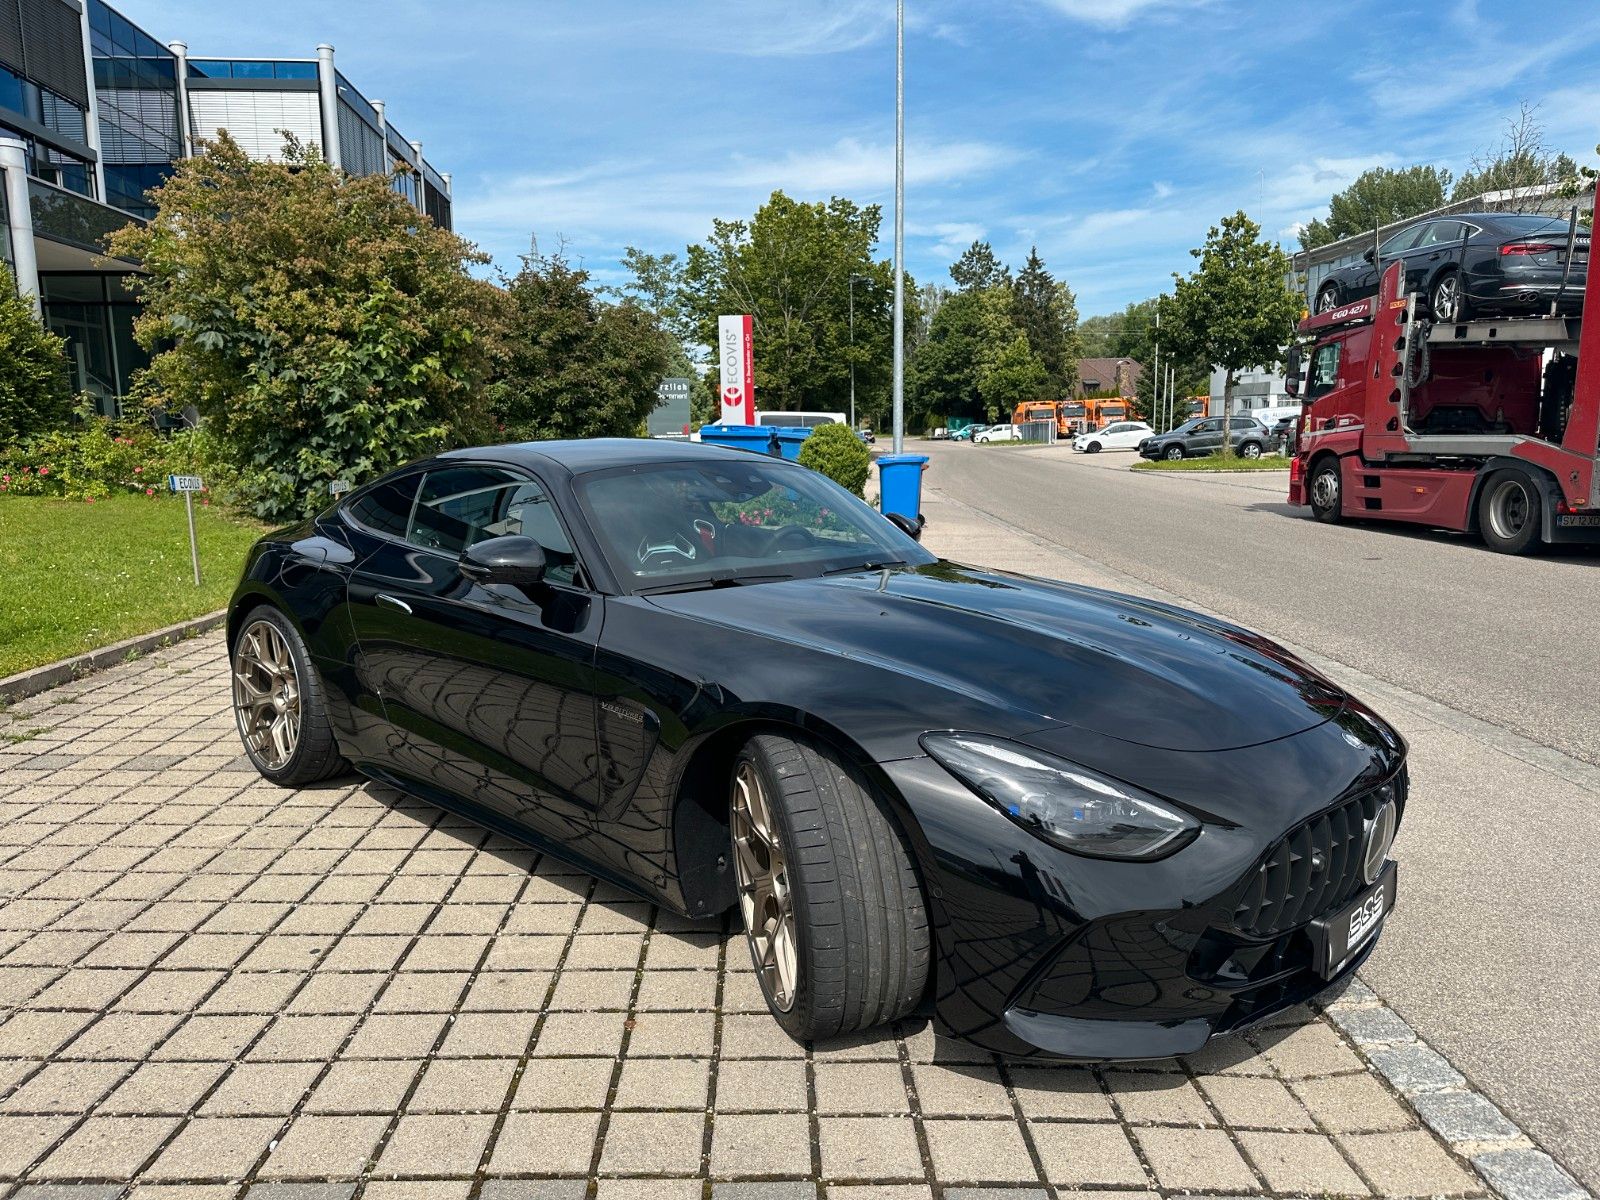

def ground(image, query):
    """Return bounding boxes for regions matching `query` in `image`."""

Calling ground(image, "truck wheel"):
[1478,470,1541,554]
[1430,269,1467,322]
[1309,457,1343,523]
[1086,441,1102,454]
[1163,445,1184,461]
[730,734,930,1042]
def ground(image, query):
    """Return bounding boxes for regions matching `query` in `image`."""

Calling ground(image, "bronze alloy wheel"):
[232,618,302,771]
[731,759,798,1011]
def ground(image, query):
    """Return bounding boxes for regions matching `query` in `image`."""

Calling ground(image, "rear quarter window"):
[346,475,420,538]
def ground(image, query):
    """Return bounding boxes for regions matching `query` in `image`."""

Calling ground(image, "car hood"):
[646,561,1345,752]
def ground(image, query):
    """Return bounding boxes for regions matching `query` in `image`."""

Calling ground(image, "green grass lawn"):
[0,495,265,679]
[1132,455,1292,472]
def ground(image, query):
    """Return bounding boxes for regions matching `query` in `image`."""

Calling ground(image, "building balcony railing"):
[28,176,143,258]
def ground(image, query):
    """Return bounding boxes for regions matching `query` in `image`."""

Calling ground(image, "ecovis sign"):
[718,314,755,425]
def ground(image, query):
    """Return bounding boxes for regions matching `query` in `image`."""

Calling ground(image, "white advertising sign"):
[718,314,754,425]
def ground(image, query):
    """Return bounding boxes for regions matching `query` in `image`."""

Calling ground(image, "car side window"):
[346,474,420,539]
[1309,341,1341,398]
[1418,221,1462,247]
[1229,417,1256,429]
[1379,226,1424,256]
[1193,419,1221,434]
[408,465,582,587]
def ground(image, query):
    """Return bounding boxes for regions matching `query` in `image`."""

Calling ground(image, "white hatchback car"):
[1073,421,1153,453]
[974,424,1021,443]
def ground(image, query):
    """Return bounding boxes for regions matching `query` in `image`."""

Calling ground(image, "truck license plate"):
[1556,514,1600,527]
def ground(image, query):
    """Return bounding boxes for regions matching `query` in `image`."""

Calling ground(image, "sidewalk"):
[0,500,1583,1198]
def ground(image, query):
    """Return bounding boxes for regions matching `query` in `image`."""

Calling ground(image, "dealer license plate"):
[1309,862,1396,978]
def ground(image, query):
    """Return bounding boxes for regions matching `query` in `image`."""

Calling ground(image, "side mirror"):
[884,511,923,541]
[1284,345,1302,397]
[1362,248,1376,264]
[460,534,547,592]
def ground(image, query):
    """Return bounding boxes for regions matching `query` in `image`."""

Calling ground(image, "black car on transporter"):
[228,439,1406,1060]
[1314,211,1589,321]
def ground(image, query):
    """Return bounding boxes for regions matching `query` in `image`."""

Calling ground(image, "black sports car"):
[1314,211,1589,321]
[228,439,1406,1059]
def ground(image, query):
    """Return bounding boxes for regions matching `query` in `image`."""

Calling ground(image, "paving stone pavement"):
[0,616,1576,1199]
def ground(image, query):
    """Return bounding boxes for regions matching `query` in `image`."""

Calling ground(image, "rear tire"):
[1477,469,1542,555]
[1240,441,1264,460]
[1309,457,1343,523]
[1316,283,1342,313]
[1430,269,1467,322]
[730,734,930,1042]
[231,607,347,786]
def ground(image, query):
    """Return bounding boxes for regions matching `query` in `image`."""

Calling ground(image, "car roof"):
[438,437,783,479]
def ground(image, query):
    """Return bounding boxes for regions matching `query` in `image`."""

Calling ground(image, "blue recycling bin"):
[697,424,812,461]
[877,453,929,523]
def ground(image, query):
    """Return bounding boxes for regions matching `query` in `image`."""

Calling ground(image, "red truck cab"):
[1287,258,1600,553]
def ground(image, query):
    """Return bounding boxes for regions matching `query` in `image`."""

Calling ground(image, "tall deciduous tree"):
[111,132,497,520]
[949,240,1010,292]
[1168,212,1301,456]
[620,246,715,425]
[1452,102,1578,205]
[489,250,670,442]
[681,191,909,422]
[1300,165,1453,250]
[0,265,73,444]
[1010,246,1081,393]
[908,286,1049,425]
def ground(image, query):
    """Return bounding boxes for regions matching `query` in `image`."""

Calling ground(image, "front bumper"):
[881,712,1406,1060]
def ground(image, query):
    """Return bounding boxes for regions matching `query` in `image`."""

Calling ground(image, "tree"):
[1168,212,1301,457]
[1077,313,1119,357]
[1010,247,1082,393]
[621,246,714,425]
[1452,102,1578,205]
[488,249,670,442]
[111,133,497,521]
[0,266,73,444]
[979,334,1048,423]
[949,240,1010,292]
[681,192,908,423]
[1300,165,1453,250]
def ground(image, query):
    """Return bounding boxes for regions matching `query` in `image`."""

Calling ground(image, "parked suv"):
[1137,416,1272,461]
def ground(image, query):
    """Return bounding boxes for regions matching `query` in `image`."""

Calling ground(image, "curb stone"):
[1317,984,1592,1200]
[0,609,226,705]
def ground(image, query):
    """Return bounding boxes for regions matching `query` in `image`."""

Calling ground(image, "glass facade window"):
[188,59,317,80]
[2,121,95,197]
[39,272,148,414]
[0,61,91,149]
[88,0,178,220]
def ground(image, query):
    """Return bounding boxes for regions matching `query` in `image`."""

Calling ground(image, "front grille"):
[1232,772,1404,937]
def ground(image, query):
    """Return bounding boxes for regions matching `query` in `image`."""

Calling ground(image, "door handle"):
[375,593,412,614]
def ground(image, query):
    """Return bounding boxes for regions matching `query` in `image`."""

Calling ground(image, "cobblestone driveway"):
[0,633,1508,1198]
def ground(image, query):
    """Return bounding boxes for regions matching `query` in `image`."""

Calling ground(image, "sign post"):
[717,314,754,425]
[167,474,204,586]
[650,377,692,437]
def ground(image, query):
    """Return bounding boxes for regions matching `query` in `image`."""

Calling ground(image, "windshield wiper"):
[821,559,908,576]
[636,572,797,595]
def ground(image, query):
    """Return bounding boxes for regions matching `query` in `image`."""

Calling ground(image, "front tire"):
[1163,445,1185,461]
[1086,441,1102,454]
[730,734,930,1042]
[1477,470,1541,554]
[1309,457,1343,523]
[231,607,347,786]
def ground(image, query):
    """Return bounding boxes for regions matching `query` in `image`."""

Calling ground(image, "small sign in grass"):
[0,495,264,679]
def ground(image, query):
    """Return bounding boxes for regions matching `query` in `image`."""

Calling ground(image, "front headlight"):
[921,733,1200,860]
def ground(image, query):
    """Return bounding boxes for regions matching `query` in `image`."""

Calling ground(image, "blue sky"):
[124,0,1600,316]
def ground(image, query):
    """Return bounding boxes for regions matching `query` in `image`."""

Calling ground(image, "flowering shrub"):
[0,417,225,501]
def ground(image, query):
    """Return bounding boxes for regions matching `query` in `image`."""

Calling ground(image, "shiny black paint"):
[228,439,1408,1059]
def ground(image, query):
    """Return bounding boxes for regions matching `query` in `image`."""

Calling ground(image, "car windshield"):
[574,458,935,593]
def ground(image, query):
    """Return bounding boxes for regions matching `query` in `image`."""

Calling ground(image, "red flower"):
[85,496,94,503]
[133,466,143,474]
[37,466,48,476]
[145,487,154,496]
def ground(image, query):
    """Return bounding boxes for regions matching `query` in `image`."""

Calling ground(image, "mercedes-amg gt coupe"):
[228,439,1406,1059]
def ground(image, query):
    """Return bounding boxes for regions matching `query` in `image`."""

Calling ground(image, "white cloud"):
[725,137,1020,194]
[1033,0,1216,29]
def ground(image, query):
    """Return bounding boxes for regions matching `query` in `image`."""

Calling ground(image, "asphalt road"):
[921,439,1600,1191]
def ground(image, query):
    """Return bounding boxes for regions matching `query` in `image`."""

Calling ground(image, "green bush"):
[0,415,220,502]
[798,422,871,496]
[0,265,74,444]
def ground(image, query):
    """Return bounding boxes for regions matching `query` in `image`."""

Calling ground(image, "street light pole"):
[891,0,905,454]
[848,273,867,430]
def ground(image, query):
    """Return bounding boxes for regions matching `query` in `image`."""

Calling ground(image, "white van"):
[1250,404,1301,427]
[755,411,846,429]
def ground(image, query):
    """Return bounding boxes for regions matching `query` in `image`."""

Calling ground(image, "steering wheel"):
[636,531,697,569]
[768,525,816,553]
